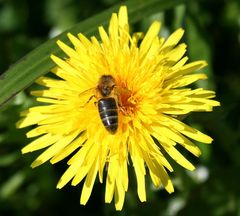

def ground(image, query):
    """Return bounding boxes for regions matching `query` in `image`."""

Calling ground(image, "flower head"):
[17,6,220,210]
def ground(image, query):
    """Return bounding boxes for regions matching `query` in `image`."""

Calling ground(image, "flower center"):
[118,87,138,116]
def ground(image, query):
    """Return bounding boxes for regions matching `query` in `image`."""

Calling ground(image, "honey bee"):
[96,75,118,134]
[79,75,121,134]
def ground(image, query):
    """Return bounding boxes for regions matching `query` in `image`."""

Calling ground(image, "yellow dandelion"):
[17,6,220,210]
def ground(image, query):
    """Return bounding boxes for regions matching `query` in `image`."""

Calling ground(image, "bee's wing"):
[78,87,95,97]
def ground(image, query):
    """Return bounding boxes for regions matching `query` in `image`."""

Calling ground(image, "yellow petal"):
[80,159,98,205]
[114,172,125,211]
[168,60,208,79]
[148,158,174,193]
[162,116,213,143]
[118,6,128,27]
[57,161,82,189]
[22,133,59,153]
[165,145,195,171]
[31,130,80,168]
[78,33,92,48]
[67,33,85,53]
[98,26,110,44]
[166,74,207,88]
[57,40,80,59]
[105,163,115,203]
[151,125,201,157]
[134,157,146,202]
[166,43,187,63]
[140,21,161,57]
[50,55,80,77]
[51,133,87,164]
[109,13,118,43]
[161,28,184,49]
[17,114,44,128]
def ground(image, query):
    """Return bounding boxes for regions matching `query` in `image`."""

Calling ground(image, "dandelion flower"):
[17,6,220,210]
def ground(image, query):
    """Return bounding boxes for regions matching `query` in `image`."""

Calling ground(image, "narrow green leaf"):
[0,0,186,107]
[0,171,25,199]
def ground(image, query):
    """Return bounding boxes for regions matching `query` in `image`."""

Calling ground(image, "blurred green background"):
[0,0,239,215]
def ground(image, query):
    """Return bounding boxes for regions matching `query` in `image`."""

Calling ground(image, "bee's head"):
[98,75,116,97]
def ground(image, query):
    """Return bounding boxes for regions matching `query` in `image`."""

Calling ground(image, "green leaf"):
[185,6,215,90]
[0,0,186,107]
[0,171,25,199]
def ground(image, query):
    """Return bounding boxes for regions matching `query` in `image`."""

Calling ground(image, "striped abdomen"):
[98,97,118,134]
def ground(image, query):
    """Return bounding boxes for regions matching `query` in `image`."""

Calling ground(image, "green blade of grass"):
[0,0,186,107]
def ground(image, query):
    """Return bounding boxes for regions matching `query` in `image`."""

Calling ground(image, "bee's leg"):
[119,106,128,116]
[87,95,96,104]
[116,87,135,116]
[80,95,96,108]
[117,94,128,115]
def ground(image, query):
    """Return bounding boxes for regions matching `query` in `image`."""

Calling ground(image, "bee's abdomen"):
[98,98,118,134]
